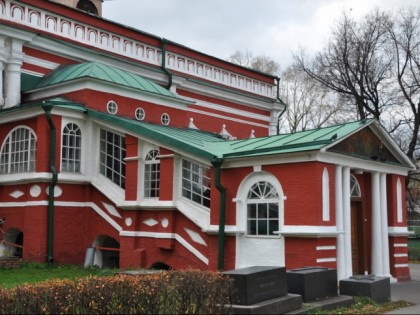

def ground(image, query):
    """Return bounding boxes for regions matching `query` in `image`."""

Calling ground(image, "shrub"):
[0,269,235,314]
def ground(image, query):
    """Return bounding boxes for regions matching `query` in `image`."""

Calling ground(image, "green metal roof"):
[4,98,412,168]
[217,121,370,159]
[35,62,181,100]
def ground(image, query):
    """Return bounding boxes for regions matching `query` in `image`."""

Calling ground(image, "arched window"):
[144,149,160,198]
[0,127,36,174]
[350,174,361,197]
[76,0,98,15]
[247,181,280,236]
[61,123,81,173]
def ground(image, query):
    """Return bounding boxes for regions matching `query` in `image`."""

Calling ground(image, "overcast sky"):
[102,0,419,70]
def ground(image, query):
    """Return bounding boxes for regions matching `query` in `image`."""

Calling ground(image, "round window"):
[161,113,170,126]
[107,101,118,114]
[135,107,145,121]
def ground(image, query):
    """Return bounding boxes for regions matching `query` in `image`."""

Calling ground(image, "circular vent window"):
[135,107,145,121]
[107,101,118,115]
[161,113,170,126]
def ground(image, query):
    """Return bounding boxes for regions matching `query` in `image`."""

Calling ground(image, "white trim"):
[316,258,336,263]
[120,230,208,265]
[394,264,409,268]
[394,253,408,258]
[394,243,408,247]
[187,107,269,129]
[322,167,330,221]
[21,68,44,77]
[279,225,341,238]
[23,54,60,70]
[317,246,336,251]
[184,97,270,123]
[397,178,403,223]
[388,226,414,236]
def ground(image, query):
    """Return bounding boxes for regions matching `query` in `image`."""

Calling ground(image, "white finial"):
[250,130,255,138]
[188,118,198,129]
[219,124,237,140]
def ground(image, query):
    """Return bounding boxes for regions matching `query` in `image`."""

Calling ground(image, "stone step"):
[285,295,354,314]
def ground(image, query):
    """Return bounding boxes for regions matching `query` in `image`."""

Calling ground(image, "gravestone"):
[339,275,390,303]
[223,266,302,314]
[224,266,288,305]
[287,266,338,302]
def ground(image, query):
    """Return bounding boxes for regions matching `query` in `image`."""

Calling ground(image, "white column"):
[380,173,391,277]
[4,39,24,108]
[371,172,383,275]
[269,110,280,136]
[342,167,352,278]
[335,165,346,280]
[0,36,7,107]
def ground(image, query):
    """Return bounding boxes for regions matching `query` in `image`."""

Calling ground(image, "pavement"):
[385,263,420,314]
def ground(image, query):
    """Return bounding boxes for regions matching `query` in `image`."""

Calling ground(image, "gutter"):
[42,103,58,265]
[211,158,226,271]
[161,38,173,90]
[275,76,287,135]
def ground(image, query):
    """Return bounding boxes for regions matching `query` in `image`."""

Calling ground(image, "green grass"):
[0,261,116,289]
[409,239,420,249]
[314,296,413,314]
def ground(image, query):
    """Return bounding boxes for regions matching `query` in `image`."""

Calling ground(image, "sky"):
[102,0,420,70]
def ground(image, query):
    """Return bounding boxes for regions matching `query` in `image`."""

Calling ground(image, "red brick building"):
[0,0,415,281]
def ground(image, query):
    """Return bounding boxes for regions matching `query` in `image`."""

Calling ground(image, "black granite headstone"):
[223,266,287,305]
[287,266,338,302]
[339,275,390,303]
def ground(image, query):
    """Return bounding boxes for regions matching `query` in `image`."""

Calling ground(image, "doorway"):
[351,201,364,275]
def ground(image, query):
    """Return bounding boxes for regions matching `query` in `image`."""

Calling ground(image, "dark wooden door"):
[351,202,364,275]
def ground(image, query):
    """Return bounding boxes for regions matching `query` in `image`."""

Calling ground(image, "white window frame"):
[99,128,126,189]
[0,126,37,174]
[61,122,82,173]
[181,159,211,208]
[144,149,160,198]
[246,181,280,236]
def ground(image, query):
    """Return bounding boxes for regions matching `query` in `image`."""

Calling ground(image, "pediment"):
[327,126,401,165]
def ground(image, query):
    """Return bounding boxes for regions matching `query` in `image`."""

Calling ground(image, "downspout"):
[275,76,286,135]
[211,158,226,271]
[42,103,57,265]
[161,38,173,90]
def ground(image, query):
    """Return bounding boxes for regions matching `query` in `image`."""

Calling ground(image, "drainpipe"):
[42,103,57,265]
[211,158,226,271]
[161,38,173,90]
[275,76,286,135]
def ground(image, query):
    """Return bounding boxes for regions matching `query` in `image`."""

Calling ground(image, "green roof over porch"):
[34,62,181,100]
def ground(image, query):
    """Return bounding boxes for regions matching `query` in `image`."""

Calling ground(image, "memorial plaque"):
[339,275,390,303]
[223,266,287,305]
[287,266,338,302]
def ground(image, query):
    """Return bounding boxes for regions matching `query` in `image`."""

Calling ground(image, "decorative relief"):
[30,185,41,197]
[101,202,122,218]
[9,190,24,199]
[143,218,158,227]
[184,228,207,246]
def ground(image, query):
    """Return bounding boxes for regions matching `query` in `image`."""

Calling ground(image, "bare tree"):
[278,64,351,133]
[295,10,396,121]
[227,50,280,75]
[387,7,420,161]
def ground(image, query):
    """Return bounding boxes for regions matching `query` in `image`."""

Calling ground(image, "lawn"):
[0,261,116,288]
